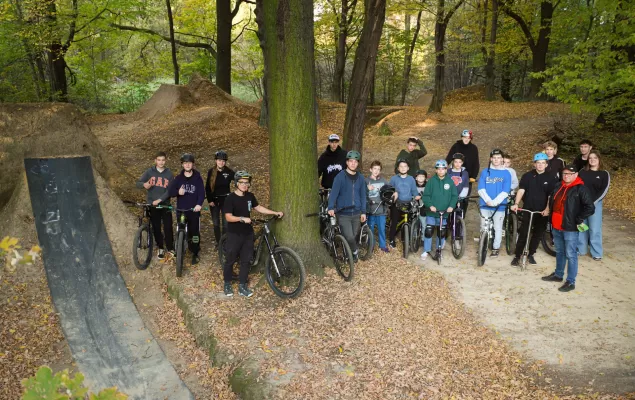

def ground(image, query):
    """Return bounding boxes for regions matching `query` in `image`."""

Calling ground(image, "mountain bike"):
[386,200,419,259]
[541,221,556,256]
[431,211,447,265]
[447,197,472,260]
[515,208,543,270]
[218,216,306,298]
[504,198,518,255]
[357,220,375,261]
[128,202,172,270]
[306,207,354,281]
[477,204,505,267]
[174,207,207,278]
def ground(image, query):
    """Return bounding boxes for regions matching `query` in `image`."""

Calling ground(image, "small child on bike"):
[449,153,470,212]
[415,169,428,250]
[168,153,205,265]
[366,161,389,252]
[421,160,458,261]
[388,160,421,248]
[136,151,174,260]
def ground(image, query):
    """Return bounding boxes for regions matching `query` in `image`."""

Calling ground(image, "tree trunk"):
[262,0,330,268]
[343,0,387,157]
[216,0,232,93]
[255,0,268,127]
[47,40,69,102]
[500,60,511,101]
[400,11,422,106]
[165,0,179,84]
[332,0,349,102]
[485,0,498,100]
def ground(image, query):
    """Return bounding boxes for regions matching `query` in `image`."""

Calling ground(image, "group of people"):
[319,132,609,293]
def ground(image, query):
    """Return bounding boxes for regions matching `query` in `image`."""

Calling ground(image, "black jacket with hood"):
[445,140,480,180]
[549,177,595,232]
[318,145,347,189]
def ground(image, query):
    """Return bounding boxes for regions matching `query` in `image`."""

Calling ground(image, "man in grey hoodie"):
[136,152,174,259]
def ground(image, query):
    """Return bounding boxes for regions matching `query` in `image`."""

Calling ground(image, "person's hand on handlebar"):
[486,201,495,207]
[414,195,421,201]
[541,207,549,216]
[360,214,366,223]
[511,204,518,212]
[446,207,453,213]
[276,211,284,219]
[193,205,202,212]
[241,217,252,224]
[152,199,162,206]
[429,205,437,212]
[328,210,335,217]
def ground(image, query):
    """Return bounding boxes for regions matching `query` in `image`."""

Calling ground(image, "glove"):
[577,223,589,232]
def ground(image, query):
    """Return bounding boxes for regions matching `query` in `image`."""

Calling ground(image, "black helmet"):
[490,148,503,157]
[415,169,428,177]
[452,153,465,161]
[396,158,408,167]
[181,153,195,163]
[215,150,228,161]
[234,170,252,184]
[379,184,396,202]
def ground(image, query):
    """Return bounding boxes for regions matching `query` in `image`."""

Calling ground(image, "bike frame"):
[478,204,506,247]
[516,208,543,270]
[434,211,446,262]
[249,219,281,267]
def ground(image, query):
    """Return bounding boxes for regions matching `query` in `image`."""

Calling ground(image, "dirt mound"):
[444,84,503,104]
[0,103,127,210]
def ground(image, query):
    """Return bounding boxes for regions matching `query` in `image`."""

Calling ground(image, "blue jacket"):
[477,167,511,210]
[328,170,367,216]
[389,174,419,202]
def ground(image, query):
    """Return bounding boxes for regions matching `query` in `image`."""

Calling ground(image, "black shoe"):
[510,257,519,267]
[541,272,563,282]
[239,284,253,297]
[191,254,200,265]
[528,255,537,265]
[490,249,500,258]
[224,283,234,297]
[558,282,575,292]
[389,240,396,249]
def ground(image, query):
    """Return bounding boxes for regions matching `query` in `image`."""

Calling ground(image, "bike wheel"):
[520,254,528,271]
[410,218,422,253]
[505,213,518,255]
[132,224,153,270]
[358,224,375,261]
[175,230,185,277]
[333,234,354,281]
[265,246,306,299]
[402,223,410,259]
[541,229,556,256]
[477,231,489,267]
[452,216,466,259]
[218,234,227,268]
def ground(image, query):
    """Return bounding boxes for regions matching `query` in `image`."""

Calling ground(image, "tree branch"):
[231,0,244,18]
[175,30,217,45]
[111,23,217,58]
[231,11,252,44]
[444,0,466,24]
[75,5,111,34]
[501,4,536,50]
[63,0,78,51]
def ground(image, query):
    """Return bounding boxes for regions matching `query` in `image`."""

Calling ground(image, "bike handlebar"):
[516,208,544,214]
[125,201,173,210]
[252,215,281,224]
[175,207,209,212]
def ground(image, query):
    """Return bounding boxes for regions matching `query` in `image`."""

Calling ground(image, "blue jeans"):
[578,200,603,258]
[423,216,446,253]
[368,215,387,249]
[553,228,579,284]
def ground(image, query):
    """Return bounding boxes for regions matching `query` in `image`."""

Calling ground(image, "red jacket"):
[550,176,595,231]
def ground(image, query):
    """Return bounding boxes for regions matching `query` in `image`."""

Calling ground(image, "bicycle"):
[218,216,306,299]
[128,201,173,270]
[515,208,543,270]
[541,221,556,256]
[447,197,474,260]
[431,211,447,265]
[305,207,355,281]
[174,207,207,278]
[503,197,518,256]
[477,204,505,267]
[386,200,419,259]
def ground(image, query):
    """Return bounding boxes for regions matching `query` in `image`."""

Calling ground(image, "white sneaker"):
[441,242,446,250]
[420,252,428,260]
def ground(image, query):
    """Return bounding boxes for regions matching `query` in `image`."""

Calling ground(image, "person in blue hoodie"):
[388,159,420,248]
[168,153,205,265]
[477,149,512,257]
[328,150,367,261]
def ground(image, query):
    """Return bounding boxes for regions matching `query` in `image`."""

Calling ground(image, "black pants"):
[209,199,228,243]
[389,204,406,242]
[150,207,174,251]
[515,213,547,257]
[462,182,473,214]
[177,210,201,255]
[223,232,254,284]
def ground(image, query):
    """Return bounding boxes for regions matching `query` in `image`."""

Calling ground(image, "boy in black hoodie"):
[318,134,347,189]
[205,150,235,244]
[446,129,480,211]
[168,153,205,265]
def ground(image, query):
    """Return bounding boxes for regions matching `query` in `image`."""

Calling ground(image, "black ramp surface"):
[25,157,194,399]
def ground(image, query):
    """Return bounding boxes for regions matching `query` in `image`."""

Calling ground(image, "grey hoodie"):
[136,166,174,204]
[366,175,388,215]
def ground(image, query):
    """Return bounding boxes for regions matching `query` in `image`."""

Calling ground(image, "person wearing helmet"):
[366,160,389,252]
[388,159,421,248]
[328,150,367,261]
[394,137,428,177]
[420,160,458,260]
[445,130,480,210]
[318,134,347,189]
[205,150,235,244]
[509,153,558,266]
[477,148,512,257]
[222,171,284,297]
[168,153,205,265]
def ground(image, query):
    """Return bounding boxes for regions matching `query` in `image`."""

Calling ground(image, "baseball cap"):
[563,164,578,173]
[328,134,340,142]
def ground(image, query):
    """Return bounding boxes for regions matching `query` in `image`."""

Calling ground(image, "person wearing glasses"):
[318,134,347,189]
[542,165,594,292]
[222,171,284,298]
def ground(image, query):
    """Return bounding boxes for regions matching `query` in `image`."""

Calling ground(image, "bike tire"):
[520,254,528,271]
[410,218,422,253]
[265,246,306,299]
[358,224,375,261]
[505,212,518,255]
[176,230,185,277]
[218,234,227,268]
[333,234,354,281]
[477,231,488,267]
[452,216,466,259]
[132,224,153,270]
[541,229,556,256]
[402,223,410,259]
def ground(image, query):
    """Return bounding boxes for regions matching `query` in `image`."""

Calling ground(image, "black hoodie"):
[445,140,480,180]
[168,169,205,210]
[318,145,347,189]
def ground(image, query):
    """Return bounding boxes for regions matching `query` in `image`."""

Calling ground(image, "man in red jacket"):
[541,165,594,292]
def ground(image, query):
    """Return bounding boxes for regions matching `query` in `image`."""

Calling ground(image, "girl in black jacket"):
[577,150,610,260]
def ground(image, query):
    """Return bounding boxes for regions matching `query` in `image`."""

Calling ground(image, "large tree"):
[262,0,329,266]
[343,0,387,156]
[216,0,246,94]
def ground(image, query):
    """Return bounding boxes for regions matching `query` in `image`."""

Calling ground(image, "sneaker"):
[441,242,446,250]
[490,249,500,258]
[558,282,575,292]
[528,255,537,265]
[353,250,359,263]
[541,272,563,282]
[389,240,397,249]
[157,249,166,260]
[238,284,253,297]
[592,257,602,261]
[224,283,234,297]
[191,254,200,265]
[420,252,428,261]
[430,252,439,261]
[510,257,519,267]
[381,247,390,253]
